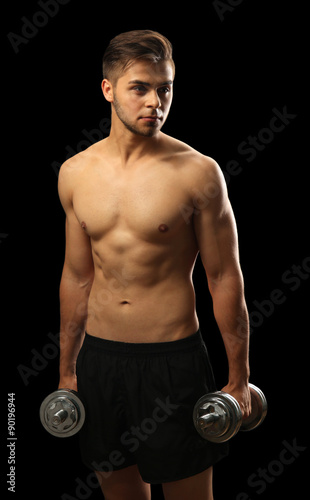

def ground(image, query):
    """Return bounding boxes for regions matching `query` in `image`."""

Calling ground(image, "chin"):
[143,121,164,133]
[134,124,161,137]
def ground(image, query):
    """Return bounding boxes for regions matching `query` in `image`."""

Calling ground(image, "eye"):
[159,87,171,94]
[133,86,146,93]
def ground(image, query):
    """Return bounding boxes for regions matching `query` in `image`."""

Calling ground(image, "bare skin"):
[58,60,251,500]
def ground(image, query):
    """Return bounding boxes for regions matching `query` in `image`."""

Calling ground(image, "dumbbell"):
[40,389,85,438]
[193,383,267,443]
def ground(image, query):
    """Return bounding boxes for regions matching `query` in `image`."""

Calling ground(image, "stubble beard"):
[113,96,161,138]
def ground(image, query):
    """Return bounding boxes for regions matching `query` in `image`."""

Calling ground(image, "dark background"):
[3,1,308,498]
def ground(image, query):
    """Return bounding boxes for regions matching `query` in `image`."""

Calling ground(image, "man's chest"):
[72,165,194,242]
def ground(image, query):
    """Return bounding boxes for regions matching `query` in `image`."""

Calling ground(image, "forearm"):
[59,271,93,378]
[209,273,250,386]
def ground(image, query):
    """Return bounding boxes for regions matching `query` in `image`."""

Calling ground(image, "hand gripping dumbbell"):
[193,383,267,443]
[40,389,85,438]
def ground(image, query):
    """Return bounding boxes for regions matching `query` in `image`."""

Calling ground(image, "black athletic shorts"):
[76,329,229,484]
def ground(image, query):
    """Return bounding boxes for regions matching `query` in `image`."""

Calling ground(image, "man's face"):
[107,60,174,137]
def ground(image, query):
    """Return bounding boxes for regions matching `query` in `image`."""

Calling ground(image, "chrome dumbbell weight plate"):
[40,389,85,438]
[241,383,268,432]
[193,391,243,443]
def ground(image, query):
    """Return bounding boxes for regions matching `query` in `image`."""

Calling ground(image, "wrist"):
[59,363,76,378]
[228,368,250,388]
[58,374,78,392]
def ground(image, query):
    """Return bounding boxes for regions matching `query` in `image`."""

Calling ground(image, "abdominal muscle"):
[85,270,199,343]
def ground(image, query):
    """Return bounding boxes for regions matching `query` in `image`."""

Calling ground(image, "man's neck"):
[107,121,163,168]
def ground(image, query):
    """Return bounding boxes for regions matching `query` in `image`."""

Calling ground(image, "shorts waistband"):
[83,329,204,356]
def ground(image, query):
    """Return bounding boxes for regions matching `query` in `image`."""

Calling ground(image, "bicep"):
[63,213,94,282]
[58,163,94,283]
[193,162,241,285]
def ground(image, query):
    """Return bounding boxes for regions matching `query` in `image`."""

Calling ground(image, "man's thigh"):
[95,464,151,500]
[162,467,213,500]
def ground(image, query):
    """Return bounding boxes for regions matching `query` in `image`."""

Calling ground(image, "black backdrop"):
[3,1,308,499]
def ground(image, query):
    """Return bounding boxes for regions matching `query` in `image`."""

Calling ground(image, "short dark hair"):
[102,30,174,83]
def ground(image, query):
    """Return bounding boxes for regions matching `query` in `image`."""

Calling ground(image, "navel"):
[158,224,169,233]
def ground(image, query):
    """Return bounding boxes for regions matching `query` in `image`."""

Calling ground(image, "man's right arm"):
[58,161,94,391]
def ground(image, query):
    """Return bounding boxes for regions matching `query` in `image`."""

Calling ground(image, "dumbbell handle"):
[52,409,69,426]
[198,413,221,429]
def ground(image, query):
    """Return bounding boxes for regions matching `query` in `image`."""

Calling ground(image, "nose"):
[146,90,161,109]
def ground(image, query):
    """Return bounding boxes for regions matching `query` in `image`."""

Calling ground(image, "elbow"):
[78,276,94,291]
[60,265,94,290]
[207,269,244,295]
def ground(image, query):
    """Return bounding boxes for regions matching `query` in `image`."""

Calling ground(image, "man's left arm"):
[192,158,251,418]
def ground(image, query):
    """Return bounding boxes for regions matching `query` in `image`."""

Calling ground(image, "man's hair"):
[102,30,174,84]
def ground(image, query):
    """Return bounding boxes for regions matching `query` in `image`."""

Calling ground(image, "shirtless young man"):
[57,30,251,500]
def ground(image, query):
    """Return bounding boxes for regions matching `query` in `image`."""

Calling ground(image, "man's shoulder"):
[163,134,223,179]
[58,141,108,208]
[59,139,107,178]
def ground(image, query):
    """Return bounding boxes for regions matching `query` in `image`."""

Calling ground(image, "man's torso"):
[67,133,210,342]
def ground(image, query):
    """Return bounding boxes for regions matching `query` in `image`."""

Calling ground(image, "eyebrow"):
[128,79,173,86]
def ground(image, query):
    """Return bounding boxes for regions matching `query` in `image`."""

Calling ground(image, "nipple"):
[158,224,169,233]
[81,221,87,230]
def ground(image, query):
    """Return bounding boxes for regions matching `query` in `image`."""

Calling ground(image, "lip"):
[140,116,162,122]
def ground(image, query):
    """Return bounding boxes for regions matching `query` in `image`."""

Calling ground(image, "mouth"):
[140,115,162,122]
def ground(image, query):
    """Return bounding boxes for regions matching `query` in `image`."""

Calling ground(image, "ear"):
[101,79,114,103]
